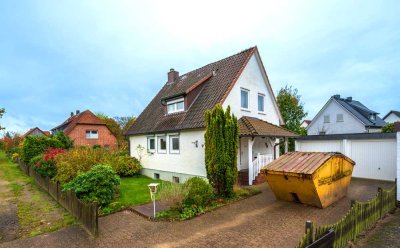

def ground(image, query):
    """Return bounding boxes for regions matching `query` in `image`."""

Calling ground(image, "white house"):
[383,110,400,123]
[125,47,296,185]
[307,95,387,135]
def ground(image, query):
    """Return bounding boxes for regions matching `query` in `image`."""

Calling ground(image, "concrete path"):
[0,178,394,248]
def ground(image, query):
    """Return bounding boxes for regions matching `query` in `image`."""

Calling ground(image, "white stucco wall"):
[222,53,280,125]
[307,100,366,135]
[384,113,400,123]
[239,137,274,170]
[130,129,207,180]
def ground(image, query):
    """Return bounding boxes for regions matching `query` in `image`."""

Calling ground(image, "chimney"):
[70,112,74,117]
[76,110,80,115]
[346,97,352,102]
[167,68,179,84]
[333,94,340,99]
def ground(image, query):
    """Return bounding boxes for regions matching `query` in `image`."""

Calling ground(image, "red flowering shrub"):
[30,148,65,178]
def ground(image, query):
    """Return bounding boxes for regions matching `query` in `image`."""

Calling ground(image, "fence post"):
[305,220,313,244]
[351,199,357,241]
[378,187,383,219]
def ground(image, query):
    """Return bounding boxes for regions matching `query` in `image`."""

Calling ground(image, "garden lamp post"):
[148,183,159,219]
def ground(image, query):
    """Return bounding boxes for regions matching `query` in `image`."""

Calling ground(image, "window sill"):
[241,108,251,112]
[258,112,266,115]
[157,151,167,154]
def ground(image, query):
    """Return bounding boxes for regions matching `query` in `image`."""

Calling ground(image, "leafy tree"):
[277,85,308,152]
[382,123,395,133]
[96,113,124,147]
[204,105,239,198]
[0,108,5,130]
[53,131,74,149]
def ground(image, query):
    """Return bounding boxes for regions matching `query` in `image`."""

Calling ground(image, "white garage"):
[295,133,397,181]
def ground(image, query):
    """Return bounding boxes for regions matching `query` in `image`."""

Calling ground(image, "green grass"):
[100,175,162,215]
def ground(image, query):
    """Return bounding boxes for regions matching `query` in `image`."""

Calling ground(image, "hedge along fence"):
[18,161,99,236]
[297,184,397,248]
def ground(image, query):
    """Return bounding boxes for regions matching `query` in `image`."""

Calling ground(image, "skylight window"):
[167,98,185,114]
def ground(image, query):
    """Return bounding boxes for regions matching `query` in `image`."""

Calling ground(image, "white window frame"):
[240,88,250,110]
[147,136,155,153]
[258,93,265,113]
[157,136,167,154]
[336,114,344,122]
[85,130,98,139]
[323,115,330,123]
[169,135,180,154]
[167,98,185,114]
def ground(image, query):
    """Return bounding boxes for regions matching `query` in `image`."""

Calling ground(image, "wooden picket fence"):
[18,161,99,236]
[297,184,397,248]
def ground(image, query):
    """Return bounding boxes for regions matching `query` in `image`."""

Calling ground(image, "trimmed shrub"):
[183,177,214,207]
[111,154,141,177]
[21,136,63,163]
[63,165,120,206]
[54,147,141,183]
[54,147,111,184]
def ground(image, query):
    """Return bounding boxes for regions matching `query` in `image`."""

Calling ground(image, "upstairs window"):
[323,115,330,123]
[167,98,184,114]
[369,114,376,121]
[258,93,265,112]
[336,114,344,122]
[85,130,98,139]
[241,88,249,109]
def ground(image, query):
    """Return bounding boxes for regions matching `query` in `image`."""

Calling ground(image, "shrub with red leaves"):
[43,148,65,161]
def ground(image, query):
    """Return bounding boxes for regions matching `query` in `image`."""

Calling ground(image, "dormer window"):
[167,98,185,114]
[369,114,376,121]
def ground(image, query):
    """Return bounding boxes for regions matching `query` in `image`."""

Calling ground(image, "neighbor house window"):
[336,114,344,122]
[241,88,249,109]
[167,98,185,114]
[323,115,330,123]
[85,130,98,139]
[147,136,155,152]
[172,176,180,183]
[319,131,326,135]
[169,135,180,154]
[157,136,167,153]
[258,93,265,112]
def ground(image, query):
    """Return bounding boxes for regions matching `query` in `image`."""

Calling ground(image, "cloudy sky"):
[0,0,399,134]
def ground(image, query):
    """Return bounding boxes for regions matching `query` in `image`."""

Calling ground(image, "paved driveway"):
[1,178,394,248]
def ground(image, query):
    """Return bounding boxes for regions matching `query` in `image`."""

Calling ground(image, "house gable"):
[307,98,366,135]
[383,111,400,123]
[221,51,282,126]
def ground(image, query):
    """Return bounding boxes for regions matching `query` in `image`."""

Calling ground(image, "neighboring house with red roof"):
[125,47,297,185]
[51,110,117,149]
[23,127,50,137]
[300,120,311,129]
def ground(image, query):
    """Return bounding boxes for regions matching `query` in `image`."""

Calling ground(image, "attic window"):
[167,98,184,114]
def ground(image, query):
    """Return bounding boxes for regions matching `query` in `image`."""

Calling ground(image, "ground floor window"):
[147,136,155,152]
[169,135,180,153]
[157,136,167,153]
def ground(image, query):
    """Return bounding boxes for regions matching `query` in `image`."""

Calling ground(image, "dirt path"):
[0,153,75,243]
[0,170,19,243]
[1,178,393,248]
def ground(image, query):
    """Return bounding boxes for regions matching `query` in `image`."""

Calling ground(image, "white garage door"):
[350,139,396,181]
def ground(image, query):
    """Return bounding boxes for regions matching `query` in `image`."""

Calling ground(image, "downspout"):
[273,137,286,160]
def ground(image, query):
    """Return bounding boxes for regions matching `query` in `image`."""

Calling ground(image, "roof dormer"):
[166,97,185,114]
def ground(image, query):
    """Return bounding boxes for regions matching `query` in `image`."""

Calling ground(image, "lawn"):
[0,151,75,241]
[101,175,162,215]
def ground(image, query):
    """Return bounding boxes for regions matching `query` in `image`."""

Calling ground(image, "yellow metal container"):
[262,152,355,208]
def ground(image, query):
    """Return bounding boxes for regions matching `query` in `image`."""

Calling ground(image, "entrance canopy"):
[238,116,298,138]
